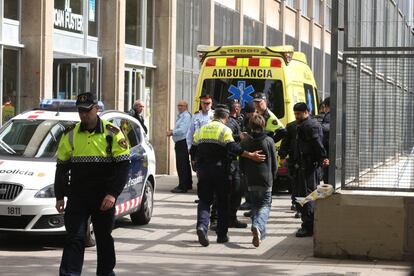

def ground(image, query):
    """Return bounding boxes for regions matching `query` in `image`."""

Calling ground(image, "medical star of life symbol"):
[227,81,255,108]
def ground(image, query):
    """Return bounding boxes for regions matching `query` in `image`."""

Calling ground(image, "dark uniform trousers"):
[210,160,241,224]
[175,139,193,190]
[228,160,242,221]
[60,192,115,276]
[197,161,230,236]
[292,165,321,232]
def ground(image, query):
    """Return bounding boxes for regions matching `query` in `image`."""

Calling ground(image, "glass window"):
[301,0,308,17]
[202,79,285,118]
[243,16,263,45]
[326,0,332,30]
[304,83,317,115]
[146,0,154,48]
[54,0,84,33]
[88,0,99,37]
[4,0,19,20]
[314,0,321,23]
[0,119,74,158]
[286,0,295,9]
[112,118,141,146]
[3,49,19,125]
[125,0,142,46]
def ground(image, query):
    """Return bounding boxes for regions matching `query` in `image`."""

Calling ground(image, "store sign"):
[54,0,83,32]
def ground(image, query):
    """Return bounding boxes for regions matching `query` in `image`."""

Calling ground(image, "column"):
[152,0,176,174]
[20,0,54,110]
[100,0,125,110]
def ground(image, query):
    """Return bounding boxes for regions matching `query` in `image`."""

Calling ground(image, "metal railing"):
[331,0,414,191]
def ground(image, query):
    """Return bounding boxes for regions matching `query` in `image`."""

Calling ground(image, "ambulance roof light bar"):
[266,45,295,64]
[197,45,221,64]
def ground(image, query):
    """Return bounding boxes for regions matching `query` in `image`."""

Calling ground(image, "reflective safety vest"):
[264,109,284,134]
[193,120,234,146]
[57,118,130,164]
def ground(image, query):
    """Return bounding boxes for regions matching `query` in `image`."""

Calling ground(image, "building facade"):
[0,0,339,173]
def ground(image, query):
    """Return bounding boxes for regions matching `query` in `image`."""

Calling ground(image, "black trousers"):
[60,193,115,276]
[197,162,230,236]
[228,160,242,221]
[175,139,193,190]
[292,165,321,232]
[210,160,241,223]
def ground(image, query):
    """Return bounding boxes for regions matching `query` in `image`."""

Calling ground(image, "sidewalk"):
[0,175,410,275]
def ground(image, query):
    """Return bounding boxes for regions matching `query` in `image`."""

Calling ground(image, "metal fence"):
[334,0,414,191]
[342,54,414,191]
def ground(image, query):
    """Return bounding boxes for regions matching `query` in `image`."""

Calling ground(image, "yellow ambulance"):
[194,45,319,190]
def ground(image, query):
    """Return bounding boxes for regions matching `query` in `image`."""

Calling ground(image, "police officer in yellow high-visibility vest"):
[190,104,265,247]
[54,93,130,276]
[253,92,287,143]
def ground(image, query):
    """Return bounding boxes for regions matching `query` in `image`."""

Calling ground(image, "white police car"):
[0,99,156,233]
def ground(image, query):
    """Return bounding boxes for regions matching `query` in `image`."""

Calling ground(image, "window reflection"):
[126,0,142,46]
[4,0,19,20]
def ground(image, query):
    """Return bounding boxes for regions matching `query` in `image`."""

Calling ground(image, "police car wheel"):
[130,180,154,225]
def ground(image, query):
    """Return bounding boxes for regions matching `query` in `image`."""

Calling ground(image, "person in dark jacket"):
[240,114,277,248]
[129,100,148,134]
[279,120,301,218]
[291,102,329,237]
[239,102,256,212]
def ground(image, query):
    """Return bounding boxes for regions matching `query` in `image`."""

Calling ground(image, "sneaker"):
[290,204,296,211]
[170,186,187,193]
[294,211,301,219]
[239,201,251,210]
[216,235,229,243]
[228,219,248,228]
[243,211,252,217]
[295,228,313,237]
[209,221,217,231]
[251,226,261,247]
[196,227,209,247]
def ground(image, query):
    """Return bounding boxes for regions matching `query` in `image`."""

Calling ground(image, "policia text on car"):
[190,104,265,247]
[54,93,130,276]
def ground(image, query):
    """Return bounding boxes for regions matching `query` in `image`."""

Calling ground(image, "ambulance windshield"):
[0,119,75,158]
[202,78,285,118]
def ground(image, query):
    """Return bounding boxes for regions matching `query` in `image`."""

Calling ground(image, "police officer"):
[226,100,247,228]
[279,120,301,218]
[291,102,328,237]
[191,104,265,246]
[253,92,287,143]
[186,94,214,170]
[54,92,130,276]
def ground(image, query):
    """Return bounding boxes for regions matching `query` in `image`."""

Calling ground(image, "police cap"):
[253,92,266,102]
[199,94,212,101]
[293,102,309,112]
[76,92,97,111]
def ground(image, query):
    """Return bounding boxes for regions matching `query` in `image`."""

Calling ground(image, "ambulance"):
[0,99,156,236]
[195,45,319,190]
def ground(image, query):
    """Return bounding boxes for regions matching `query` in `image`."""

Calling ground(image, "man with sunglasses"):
[186,94,215,171]
[54,92,130,276]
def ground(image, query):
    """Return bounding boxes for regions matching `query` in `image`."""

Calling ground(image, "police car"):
[0,99,156,233]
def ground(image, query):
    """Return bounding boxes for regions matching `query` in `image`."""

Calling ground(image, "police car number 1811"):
[0,206,21,216]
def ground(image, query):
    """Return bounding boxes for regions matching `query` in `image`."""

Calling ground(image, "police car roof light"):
[39,99,105,112]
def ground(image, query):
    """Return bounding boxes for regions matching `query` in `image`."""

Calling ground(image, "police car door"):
[110,117,147,214]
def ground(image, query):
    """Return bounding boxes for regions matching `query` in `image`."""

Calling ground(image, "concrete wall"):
[314,193,414,261]
[20,0,54,110]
